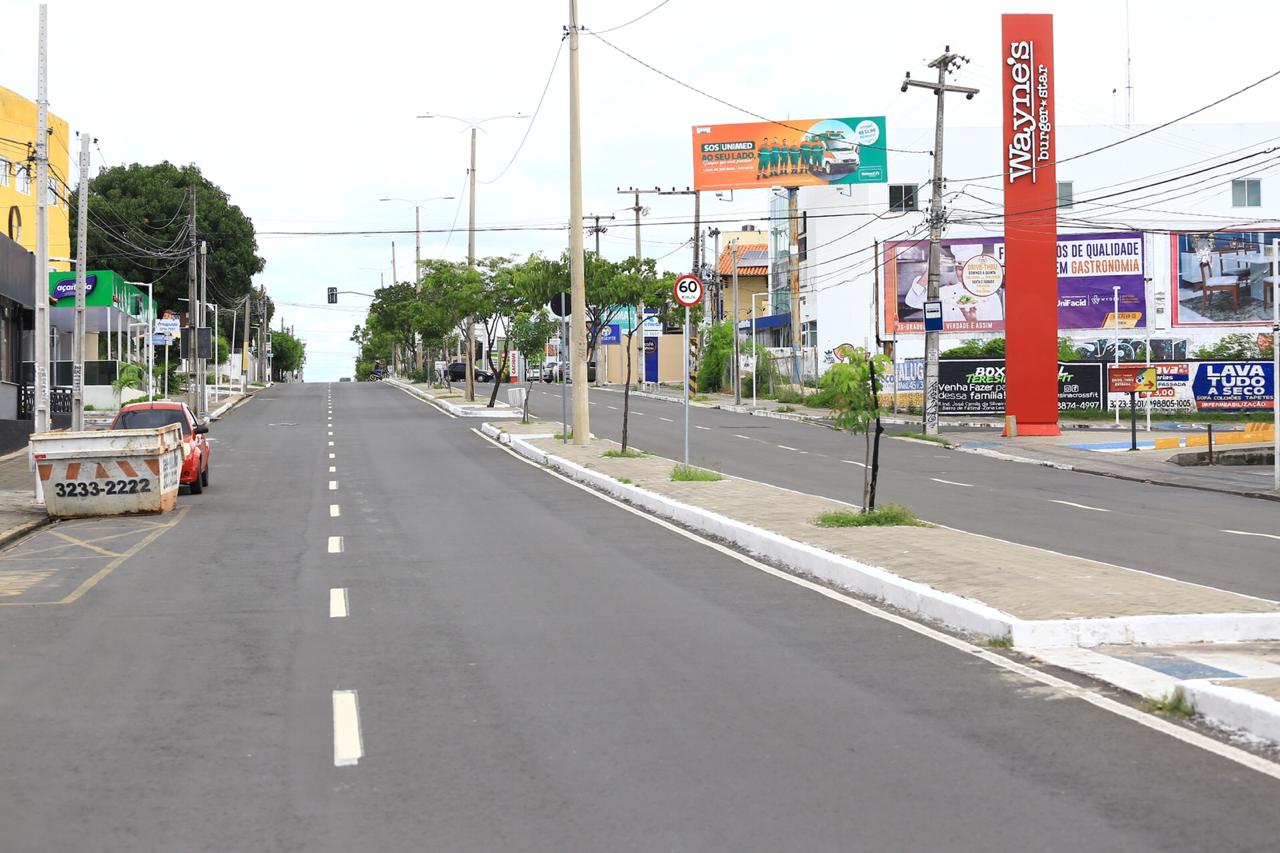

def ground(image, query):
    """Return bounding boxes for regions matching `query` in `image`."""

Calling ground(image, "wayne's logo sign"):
[1006,40,1052,183]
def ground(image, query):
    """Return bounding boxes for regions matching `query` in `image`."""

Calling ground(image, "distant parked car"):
[446,362,492,382]
[339,377,352,382]
[541,360,596,383]
[110,401,210,494]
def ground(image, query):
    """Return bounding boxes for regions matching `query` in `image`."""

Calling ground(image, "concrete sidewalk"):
[0,450,50,549]
[482,418,1280,744]
[388,379,523,418]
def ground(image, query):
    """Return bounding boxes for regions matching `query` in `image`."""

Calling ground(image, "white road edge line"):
[1222,529,1280,541]
[330,504,341,517]
[777,444,801,452]
[328,536,343,554]
[930,477,973,488]
[1051,499,1111,512]
[468,425,1280,781]
[844,460,867,468]
[330,587,349,618]
[332,690,363,767]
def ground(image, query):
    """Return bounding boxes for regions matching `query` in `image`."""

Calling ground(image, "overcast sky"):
[0,0,1274,380]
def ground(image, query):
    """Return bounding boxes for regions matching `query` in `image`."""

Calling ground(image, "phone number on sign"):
[53,479,152,498]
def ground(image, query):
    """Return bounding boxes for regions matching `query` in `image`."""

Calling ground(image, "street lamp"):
[416,112,528,402]
[377,195,455,284]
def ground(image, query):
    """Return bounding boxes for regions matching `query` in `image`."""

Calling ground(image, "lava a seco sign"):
[1001,13,1060,436]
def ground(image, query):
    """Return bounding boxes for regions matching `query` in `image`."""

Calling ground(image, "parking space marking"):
[330,504,341,517]
[328,536,343,554]
[333,690,363,767]
[330,588,349,618]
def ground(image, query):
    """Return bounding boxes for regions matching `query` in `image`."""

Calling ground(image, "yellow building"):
[0,84,71,272]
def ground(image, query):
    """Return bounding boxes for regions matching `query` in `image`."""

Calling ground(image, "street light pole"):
[568,0,589,445]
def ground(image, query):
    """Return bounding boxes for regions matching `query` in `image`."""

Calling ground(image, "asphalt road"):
[2,381,1279,851]
[510,380,1280,601]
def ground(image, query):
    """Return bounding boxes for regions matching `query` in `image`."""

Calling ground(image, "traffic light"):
[327,287,338,304]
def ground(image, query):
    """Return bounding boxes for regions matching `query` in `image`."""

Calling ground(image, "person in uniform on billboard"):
[756,137,772,180]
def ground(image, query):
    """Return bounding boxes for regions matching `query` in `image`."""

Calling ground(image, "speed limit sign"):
[673,274,704,307]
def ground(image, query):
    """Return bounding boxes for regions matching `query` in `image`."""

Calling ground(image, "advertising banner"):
[890,357,925,392]
[938,359,1104,414]
[1002,12,1060,435]
[1106,361,1275,412]
[1169,230,1280,326]
[883,232,1144,334]
[691,117,887,192]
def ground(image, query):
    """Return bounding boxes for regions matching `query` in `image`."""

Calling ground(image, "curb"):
[0,515,52,550]
[1179,680,1280,744]
[386,379,523,418]
[489,424,1280,650]
[208,391,255,421]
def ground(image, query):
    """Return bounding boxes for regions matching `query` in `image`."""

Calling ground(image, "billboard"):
[937,359,1104,414]
[691,117,887,192]
[1105,361,1275,412]
[1169,230,1280,326]
[1002,12,1060,435]
[884,232,1145,334]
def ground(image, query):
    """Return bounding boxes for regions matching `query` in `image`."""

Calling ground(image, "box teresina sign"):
[1001,13,1060,436]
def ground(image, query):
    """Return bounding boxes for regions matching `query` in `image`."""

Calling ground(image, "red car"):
[110,401,211,494]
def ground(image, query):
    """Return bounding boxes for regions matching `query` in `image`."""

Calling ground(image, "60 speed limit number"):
[673,274,704,308]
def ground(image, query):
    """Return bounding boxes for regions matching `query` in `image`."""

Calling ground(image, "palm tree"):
[111,364,145,409]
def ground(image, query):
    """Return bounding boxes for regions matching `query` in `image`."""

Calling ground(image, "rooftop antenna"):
[1125,0,1134,128]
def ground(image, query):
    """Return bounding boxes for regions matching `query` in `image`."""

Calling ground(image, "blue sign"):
[894,357,925,392]
[1191,361,1274,411]
[923,299,943,332]
[596,324,622,346]
[52,274,97,300]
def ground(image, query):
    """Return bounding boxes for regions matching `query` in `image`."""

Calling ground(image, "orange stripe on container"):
[145,459,160,476]
[96,464,109,479]
[117,460,138,478]
[38,464,52,482]
[65,462,81,480]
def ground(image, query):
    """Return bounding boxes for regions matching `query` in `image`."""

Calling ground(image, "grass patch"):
[616,477,633,485]
[602,448,647,458]
[1142,690,1196,718]
[693,394,713,402]
[553,430,574,440]
[813,504,924,528]
[776,405,796,413]
[671,464,725,482]
[985,634,1014,648]
[896,431,951,446]
[1063,408,1272,424]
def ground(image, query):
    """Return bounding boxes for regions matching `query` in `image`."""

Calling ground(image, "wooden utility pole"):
[568,0,589,445]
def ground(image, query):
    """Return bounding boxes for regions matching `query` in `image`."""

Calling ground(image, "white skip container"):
[29,424,184,518]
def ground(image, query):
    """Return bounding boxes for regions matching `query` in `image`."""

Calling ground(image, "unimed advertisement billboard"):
[691,117,887,192]
[939,359,1104,414]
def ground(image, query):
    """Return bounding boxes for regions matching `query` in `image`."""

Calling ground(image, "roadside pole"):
[1273,238,1279,492]
[674,274,704,465]
[33,5,50,435]
[1113,285,1121,426]
[731,237,740,405]
[751,287,757,410]
[561,315,568,444]
[72,131,89,430]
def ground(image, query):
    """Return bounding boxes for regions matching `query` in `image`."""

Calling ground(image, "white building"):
[766,122,1280,374]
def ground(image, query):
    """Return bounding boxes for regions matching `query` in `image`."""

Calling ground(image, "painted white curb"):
[954,444,1076,471]
[385,379,523,418]
[1180,680,1280,744]
[499,429,1280,650]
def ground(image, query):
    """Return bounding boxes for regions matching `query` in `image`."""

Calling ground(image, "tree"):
[508,310,558,422]
[611,258,667,452]
[70,162,265,312]
[111,363,145,409]
[1193,332,1273,360]
[821,350,892,512]
[270,330,305,381]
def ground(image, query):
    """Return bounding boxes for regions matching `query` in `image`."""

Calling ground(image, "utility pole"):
[391,240,398,284]
[708,227,722,322]
[466,128,477,401]
[731,237,741,405]
[568,0,589,445]
[186,186,198,412]
[902,48,978,435]
[618,186,659,385]
[33,4,50,434]
[584,213,614,256]
[240,293,251,391]
[199,240,208,417]
[72,131,89,430]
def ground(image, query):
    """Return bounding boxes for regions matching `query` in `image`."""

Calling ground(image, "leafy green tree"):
[1193,332,1273,360]
[820,349,892,511]
[508,310,558,422]
[70,162,265,311]
[609,257,666,452]
[270,329,305,381]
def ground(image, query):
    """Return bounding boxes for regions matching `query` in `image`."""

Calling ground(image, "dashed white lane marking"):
[634,412,646,416]
[1051,499,1110,513]
[930,477,973,488]
[328,441,335,447]
[330,588,349,618]
[330,504,341,517]
[695,425,711,431]
[329,453,335,459]
[777,444,801,452]
[474,427,1280,781]
[1222,529,1280,541]
[608,406,618,410]
[328,536,344,554]
[329,466,337,473]
[659,416,674,422]
[733,434,751,440]
[332,690,363,767]
[844,460,868,467]
[329,480,338,491]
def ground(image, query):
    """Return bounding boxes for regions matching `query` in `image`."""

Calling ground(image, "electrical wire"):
[590,0,673,34]
[480,37,565,186]
[437,171,471,258]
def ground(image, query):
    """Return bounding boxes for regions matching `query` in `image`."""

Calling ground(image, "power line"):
[480,38,565,186]
[590,0,672,34]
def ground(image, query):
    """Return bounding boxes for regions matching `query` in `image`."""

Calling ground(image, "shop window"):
[889,184,918,212]
[1232,179,1261,207]
[0,158,8,188]
[16,166,30,195]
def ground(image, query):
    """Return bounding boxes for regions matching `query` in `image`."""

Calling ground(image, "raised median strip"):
[481,420,1280,651]
[384,377,523,418]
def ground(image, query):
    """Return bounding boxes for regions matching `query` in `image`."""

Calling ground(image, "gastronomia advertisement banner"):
[884,232,1145,334]
[938,359,1104,414]
[691,117,887,192]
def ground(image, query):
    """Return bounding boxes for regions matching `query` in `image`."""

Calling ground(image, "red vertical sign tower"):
[1001,14,1060,436]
